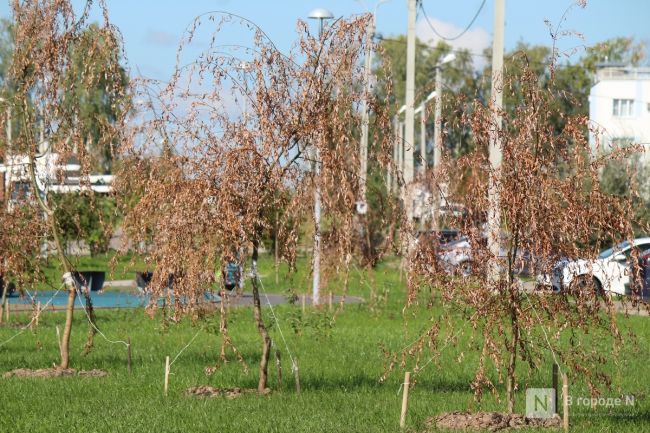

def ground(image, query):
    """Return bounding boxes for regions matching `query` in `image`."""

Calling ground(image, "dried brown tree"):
[4,0,128,368]
[401,53,647,412]
[116,13,394,392]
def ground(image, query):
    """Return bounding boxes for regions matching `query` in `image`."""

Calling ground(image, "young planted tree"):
[6,0,128,368]
[402,53,646,413]
[116,13,394,392]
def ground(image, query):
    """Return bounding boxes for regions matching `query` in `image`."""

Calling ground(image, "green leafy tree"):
[52,193,117,255]
[600,156,650,233]
[63,24,129,174]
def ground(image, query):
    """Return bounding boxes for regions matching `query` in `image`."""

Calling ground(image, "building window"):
[612,98,634,116]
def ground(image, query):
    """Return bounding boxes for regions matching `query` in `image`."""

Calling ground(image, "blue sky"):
[1,0,648,81]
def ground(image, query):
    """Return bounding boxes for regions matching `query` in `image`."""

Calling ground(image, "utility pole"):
[487,0,505,285]
[403,0,417,213]
[432,63,443,232]
[433,64,443,171]
[395,121,404,187]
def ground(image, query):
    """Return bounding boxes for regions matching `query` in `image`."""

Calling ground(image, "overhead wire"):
[419,0,487,42]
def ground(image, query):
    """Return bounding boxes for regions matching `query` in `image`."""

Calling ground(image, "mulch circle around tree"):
[428,412,561,431]
[2,368,108,378]
[185,385,271,399]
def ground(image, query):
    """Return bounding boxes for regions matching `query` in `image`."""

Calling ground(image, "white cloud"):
[416,18,490,69]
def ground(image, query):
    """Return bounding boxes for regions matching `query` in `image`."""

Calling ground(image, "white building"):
[589,65,650,163]
[0,145,112,204]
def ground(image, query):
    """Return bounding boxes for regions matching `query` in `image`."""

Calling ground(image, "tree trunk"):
[83,289,97,355]
[274,211,279,285]
[506,302,519,414]
[219,287,228,362]
[28,155,76,369]
[59,284,76,368]
[0,276,7,324]
[251,241,271,393]
[506,241,520,414]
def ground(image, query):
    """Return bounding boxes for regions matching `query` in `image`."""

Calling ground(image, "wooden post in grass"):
[562,373,569,432]
[301,294,306,313]
[127,337,132,374]
[4,301,9,322]
[164,356,170,396]
[400,371,411,428]
[30,302,38,333]
[328,292,333,311]
[552,364,559,414]
[293,359,301,394]
[56,325,62,358]
[275,348,282,390]
[36,302,41,327]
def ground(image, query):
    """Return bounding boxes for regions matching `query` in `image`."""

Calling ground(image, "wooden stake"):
[328,292,333,311]
[301,294,306,313]
[400,371,411,428]
[552,364,559,414]
[30,302,37,332]
[293,359,301,394]
[562,373,569,433]
[36,302,41,328]
[164,356,170,396]
[4,301,9,322]
[127,337,132,374]
[275,349,282,390]
[56,325,62,358]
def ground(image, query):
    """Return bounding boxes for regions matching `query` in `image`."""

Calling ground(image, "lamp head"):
[308,8,334,20]
[440,53,456,65]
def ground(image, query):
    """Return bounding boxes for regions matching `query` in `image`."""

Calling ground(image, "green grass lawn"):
[0,254,648,432]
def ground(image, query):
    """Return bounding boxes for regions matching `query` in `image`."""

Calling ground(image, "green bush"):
[51,192,118,255]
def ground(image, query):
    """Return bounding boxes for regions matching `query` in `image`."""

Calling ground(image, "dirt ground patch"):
[185,385,270,399]
[3,368,108,378]
[428,412,561,431]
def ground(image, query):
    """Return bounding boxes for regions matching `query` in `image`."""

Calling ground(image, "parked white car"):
[541,238,650,295]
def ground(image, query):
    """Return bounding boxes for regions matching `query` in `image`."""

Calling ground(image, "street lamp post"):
[414,90,436,176]
[358,0,390,215]
[393,104,406,193]
[431,52,455,231]
[308,8,334,306]
[433,53,455,170]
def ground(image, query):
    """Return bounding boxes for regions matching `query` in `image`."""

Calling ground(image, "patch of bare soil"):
[3,368,108,378]
[185,385,270,398]
[428,412,561,431]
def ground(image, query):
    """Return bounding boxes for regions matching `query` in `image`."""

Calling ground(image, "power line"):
[376,35,582,71]
[419,0,487,42]
[375,34,489,59]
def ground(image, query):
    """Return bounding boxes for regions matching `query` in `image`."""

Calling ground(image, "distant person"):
[222,258,241,292]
